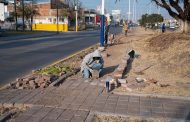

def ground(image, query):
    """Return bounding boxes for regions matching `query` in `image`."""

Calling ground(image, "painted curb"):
[46,43,99,68]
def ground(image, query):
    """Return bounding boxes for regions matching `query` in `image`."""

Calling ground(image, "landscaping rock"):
[29,80,35,86]
[135,77,146,83]
[15,82,22,88]
[118,79,126,84]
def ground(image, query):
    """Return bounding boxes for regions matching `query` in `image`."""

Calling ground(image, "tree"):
[151,0,190,33]
[115,0,190,33]
[16,3,39,30]
[138,14,163,26]
[138,14,163,28]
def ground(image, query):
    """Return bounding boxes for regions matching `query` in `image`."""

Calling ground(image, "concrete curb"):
[113,91,190,101]
[91,111,185,122]
[46,43,99,68]
[0,111,16,122]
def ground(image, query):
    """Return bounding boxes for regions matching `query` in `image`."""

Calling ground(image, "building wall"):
[0,3,5,21]
[6,2,68,24]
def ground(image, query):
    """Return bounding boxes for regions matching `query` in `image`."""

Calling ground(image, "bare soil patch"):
[101,27,190,97]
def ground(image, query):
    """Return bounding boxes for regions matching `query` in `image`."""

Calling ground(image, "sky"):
[80,0,172,21]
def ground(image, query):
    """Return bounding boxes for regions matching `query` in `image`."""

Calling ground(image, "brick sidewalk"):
[0,78,190,122]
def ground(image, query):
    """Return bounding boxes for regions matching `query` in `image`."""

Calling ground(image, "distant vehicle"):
[170,22,176,29]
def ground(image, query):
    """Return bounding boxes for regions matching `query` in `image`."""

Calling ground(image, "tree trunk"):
[31,16,33,31]
[180,20,190,33]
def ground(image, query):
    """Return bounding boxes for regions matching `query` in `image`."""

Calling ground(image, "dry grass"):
[102,28,190,96]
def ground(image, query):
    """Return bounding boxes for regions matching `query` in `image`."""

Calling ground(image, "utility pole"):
[88,9,90,23]
[31,0,33,31]
[14,0,17,31]
[128,0,130,21]
[22,0,24,31]
[75,5,78,32]
[56,0,59,34]
[100,0,105,47]
[132,0,135,22]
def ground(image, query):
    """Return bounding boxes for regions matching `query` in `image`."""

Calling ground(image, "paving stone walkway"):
[0,79,190,122]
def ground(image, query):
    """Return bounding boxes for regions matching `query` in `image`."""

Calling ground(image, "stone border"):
[0,111,16,122]
[113,91,190,101]
[86,111,184,122]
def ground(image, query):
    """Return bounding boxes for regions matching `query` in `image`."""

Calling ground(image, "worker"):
[81,50,104,79]
[123,21,128,36]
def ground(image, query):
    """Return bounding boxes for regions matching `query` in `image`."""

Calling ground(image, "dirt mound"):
[147,33,190,78]
[148,33,190,52]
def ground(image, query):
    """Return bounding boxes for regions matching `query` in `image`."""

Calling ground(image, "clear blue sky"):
[80,0,171,20]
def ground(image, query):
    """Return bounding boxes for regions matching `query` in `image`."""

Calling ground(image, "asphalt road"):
[0,27,122,86]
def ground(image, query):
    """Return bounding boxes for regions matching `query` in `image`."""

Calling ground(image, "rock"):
[118,79,126,84]
[18,86,24,89]
[40,83,47,88]
[135,77,146,83]
[59,72,66,76]
[42,75,51,81]
[29,80,35,86]
[32,84,38,89]
[16,82,22,88]
[25,77,35,81]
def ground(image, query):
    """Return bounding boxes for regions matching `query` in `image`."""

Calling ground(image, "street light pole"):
[13,0,17,31]
[22,0,24,31]
[75,5,78,32]
[56,0,59,34]
[128,0,130,21]
[100,0,105,47]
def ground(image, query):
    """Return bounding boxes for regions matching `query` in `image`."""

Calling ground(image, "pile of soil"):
[146,33,190,78]
[148,33,190,52]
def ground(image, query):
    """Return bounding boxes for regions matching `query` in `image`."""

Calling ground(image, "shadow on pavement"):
[100,65,119,77]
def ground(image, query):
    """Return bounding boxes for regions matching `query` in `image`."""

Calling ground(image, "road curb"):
[45,43,99,68]
[113,91,190,101]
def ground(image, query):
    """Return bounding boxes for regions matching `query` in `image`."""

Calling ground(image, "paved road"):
[0,27,122,86]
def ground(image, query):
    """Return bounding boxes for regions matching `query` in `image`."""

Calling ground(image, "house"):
[6,0,69,31]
